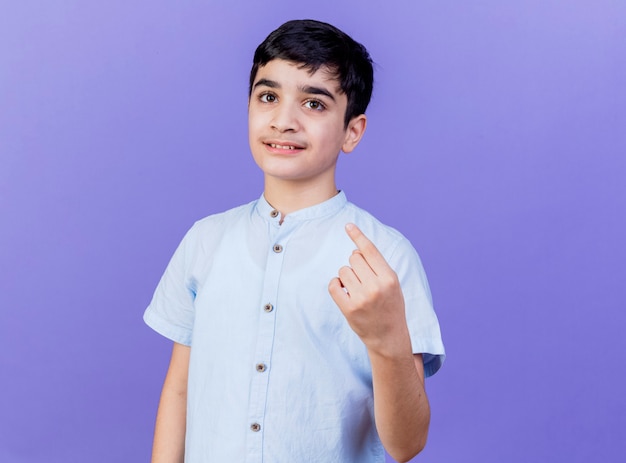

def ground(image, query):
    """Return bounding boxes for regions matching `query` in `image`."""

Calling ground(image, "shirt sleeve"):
[387,237,445,377]
[143,225,199,346]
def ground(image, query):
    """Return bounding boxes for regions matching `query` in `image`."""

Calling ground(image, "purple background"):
[1,1,625,462]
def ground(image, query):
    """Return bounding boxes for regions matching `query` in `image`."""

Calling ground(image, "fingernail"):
[345,223,355,231]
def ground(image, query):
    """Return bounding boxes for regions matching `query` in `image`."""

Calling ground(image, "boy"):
[145,19,445,463]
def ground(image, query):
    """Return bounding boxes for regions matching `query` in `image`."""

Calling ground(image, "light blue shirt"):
[144,191,445,463]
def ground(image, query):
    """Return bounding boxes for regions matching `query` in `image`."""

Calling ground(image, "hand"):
[328,223,409,354]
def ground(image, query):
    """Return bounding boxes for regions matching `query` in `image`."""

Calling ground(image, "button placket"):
[246,222,296,457]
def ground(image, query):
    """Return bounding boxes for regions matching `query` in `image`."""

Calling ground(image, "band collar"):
[255,190,347,223]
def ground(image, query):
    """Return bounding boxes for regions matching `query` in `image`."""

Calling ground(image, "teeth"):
[270,143,296,150]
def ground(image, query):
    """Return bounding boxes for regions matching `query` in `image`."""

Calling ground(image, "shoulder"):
[186,200,257,237]
[172,199,258,261]
[193,200,256,228]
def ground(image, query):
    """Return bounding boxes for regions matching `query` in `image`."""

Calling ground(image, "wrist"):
[364,328,413,361]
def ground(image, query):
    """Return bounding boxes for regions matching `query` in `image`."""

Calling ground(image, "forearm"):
[328,224,432,461]
[369,332,430,463]
[152,343,189,463]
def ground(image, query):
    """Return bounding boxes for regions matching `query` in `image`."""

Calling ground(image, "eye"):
[304,99,326,111]
[259,92,277,103]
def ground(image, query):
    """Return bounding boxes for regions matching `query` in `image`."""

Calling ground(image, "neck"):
[263,176,339,217]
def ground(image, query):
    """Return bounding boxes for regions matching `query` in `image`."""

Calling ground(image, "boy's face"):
[248,59,365,188]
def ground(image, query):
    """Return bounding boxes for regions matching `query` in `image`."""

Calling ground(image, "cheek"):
[248,106,266,128]
[248,115,265,141]
[319,125,347,150]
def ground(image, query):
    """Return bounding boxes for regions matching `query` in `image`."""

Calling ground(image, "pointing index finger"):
[345,223,388,271]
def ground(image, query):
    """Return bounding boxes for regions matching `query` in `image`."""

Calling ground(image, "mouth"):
[266,142,302,150]
[263,141,305,154]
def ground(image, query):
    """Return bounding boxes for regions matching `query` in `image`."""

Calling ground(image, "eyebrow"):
[253,79,336,102]
[253,78,279,90]
[300,85,336,102]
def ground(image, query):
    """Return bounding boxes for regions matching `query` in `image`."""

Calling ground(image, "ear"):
[342,114,367,154]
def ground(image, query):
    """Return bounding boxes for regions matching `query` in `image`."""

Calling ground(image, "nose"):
[271,102,299,133]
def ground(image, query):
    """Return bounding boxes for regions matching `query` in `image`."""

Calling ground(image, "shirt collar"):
[255,190,347,223]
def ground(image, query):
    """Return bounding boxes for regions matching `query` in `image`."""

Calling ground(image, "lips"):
[263,140,305,152]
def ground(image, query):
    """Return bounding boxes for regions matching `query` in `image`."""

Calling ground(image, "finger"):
[345,223,390,273]
[337,265,361,290]
[328,277,350,307]
[349,250,376,281]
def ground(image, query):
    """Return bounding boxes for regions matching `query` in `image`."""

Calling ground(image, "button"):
[263,303,274,313]
[256,363,267,372]
[273,244,283,253]
[250,423,261,432]
[270,209,279,218]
